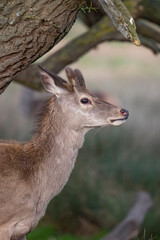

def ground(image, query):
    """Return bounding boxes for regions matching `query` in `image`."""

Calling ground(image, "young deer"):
[0,67,129,240]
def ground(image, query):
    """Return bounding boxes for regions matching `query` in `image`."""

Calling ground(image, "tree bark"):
[1,0,160,93]
[0,0,85,94]
[15,12,160,92]
[16,15,119,91]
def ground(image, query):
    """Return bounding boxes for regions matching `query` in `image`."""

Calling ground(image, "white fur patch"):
[111,120,125,126]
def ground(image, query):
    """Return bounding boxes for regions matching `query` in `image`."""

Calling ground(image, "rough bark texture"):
[16,15,119,91]
[0,0,85,94]
[16,0,160,91]
[1,0,160,93]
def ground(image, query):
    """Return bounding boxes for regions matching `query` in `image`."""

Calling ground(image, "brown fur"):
[0,67,128,240]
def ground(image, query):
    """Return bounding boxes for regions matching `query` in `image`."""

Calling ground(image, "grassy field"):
[0,21,160,240]
[28,225,105,240]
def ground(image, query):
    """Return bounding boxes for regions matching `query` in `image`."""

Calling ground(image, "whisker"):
[94,126,105,137]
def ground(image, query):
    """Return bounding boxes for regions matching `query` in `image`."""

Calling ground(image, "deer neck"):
[25,96,85,188]
[21,96,86,225]
[29,96,85,157]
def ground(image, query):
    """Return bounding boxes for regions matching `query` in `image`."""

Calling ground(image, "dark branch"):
[16,12,160,91]
[16,15,119,91]
[139,35,160,54]
[136,19,160,43]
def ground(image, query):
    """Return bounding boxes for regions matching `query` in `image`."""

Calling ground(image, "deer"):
[0,66,129,240]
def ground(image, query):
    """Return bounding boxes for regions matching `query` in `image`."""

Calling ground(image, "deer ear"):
[39,65,66,96]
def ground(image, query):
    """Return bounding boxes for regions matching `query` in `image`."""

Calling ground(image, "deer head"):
[0,67,129,240]
[39,66,129,131]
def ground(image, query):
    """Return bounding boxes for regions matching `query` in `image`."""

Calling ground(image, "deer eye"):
[80,98,91,104]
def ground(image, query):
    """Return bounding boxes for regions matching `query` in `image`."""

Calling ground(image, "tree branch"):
[97,0,140,45]
[16,15,119,91]
[139,35,160,54]
[16,14,160,91]
[101,191,152,240]
[0,0,85,94]
[136,19,160,43]
[1,0,159,93]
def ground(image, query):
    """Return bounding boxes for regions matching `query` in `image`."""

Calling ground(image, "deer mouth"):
[108,117,127,126]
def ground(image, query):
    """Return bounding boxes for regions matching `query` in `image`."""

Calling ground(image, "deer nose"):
[120,108,129,119]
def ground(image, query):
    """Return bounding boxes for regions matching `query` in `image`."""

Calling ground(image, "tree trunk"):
[0,0,84,94]
[0,0,159,93]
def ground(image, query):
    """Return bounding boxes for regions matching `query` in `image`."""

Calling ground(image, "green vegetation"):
[28,225,105,240]
[81,1,98,14]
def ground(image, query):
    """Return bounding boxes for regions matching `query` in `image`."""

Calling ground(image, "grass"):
[28,226,160,240]
[28,225,106,240]
[28,226,55,240]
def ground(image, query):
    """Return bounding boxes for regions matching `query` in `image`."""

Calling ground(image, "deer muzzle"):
[108,108,129,126]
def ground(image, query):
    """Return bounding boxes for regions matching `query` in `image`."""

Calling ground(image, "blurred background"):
[0,20,160,240]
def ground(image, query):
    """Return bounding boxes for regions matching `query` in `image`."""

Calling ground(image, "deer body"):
[0,67,129,240]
